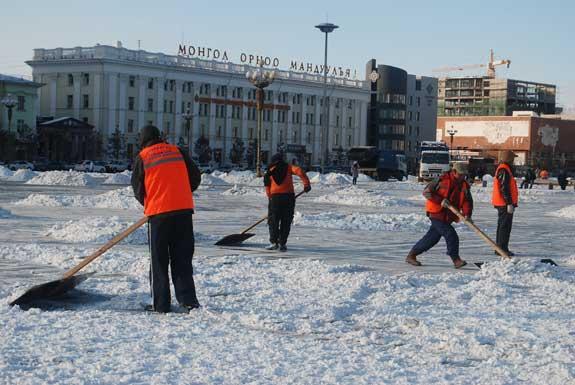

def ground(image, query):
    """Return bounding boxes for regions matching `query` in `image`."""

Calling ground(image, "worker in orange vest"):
[492,150,518,256]
[131,125,201,313]
[406,162,472,268]
[264,153,311,252]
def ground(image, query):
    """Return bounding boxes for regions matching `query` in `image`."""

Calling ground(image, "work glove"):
[441,199,450,208]
[507,204,515,214]
[304,185,311,193]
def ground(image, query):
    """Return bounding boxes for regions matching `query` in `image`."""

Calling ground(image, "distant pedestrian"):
[351,161,360,185]
[264,153,311,252]
[492,150,518,256]
[131,125,202,313]
[406,163,472,268]
[558,169,568,190]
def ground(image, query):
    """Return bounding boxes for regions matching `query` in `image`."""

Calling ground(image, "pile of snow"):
[0,165,13,178]
[293,211,429,232]
[310,172,353,185]
[201,173,230,187]
[1,246,571,384]
[221,184,265,197]
[103,170,132,185]
[26,170,99,186]
[6,169,37,182]
[0,207,12,218]
[15,187,141,210]
[313,185,415,207]
[213,170,257,185]
[549,204,575,219]
[45,216,148,244]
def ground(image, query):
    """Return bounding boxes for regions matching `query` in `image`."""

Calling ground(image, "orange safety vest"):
[139,142,194,216]
[425,172,471,221]
[492,163,518,206]
[266,164,311,196]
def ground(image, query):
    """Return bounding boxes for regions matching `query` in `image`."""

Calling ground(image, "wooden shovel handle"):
[445,203,511,260]
[240,190,306,235]
[63,216,148,278]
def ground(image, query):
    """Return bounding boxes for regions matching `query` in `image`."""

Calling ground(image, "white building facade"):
[28,44,370,165]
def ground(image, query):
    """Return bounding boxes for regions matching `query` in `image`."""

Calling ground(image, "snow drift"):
[293,211,429,232]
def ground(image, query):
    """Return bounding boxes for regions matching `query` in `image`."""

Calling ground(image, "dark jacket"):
[131,140,201,216]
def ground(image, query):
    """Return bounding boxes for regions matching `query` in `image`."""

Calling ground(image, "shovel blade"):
[9,273,94,307]
[214,233,256,246]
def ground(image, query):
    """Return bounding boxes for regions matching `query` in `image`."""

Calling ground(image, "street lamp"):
[315,22,339,172]
[246,64,275,177]
[446,127,457,158]
[1,93,18,133]
[182,108,193,155]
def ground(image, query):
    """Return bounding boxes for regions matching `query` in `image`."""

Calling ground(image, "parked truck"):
[418,141,450,181]
[347,146,407,181]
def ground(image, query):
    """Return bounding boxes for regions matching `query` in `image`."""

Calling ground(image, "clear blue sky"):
[2,0,574,110]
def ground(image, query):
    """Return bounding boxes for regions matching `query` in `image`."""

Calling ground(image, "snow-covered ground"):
[1,173,574,384]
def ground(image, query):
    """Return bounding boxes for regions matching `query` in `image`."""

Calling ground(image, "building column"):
[327,99,336,159]
[287,93,293,147]
[107,73,118,136]
[138,76,146,131]
[359,101,368,146]
[300,96,308,146]
[73,74,81,119]
[313,96,321,163]
[341,101,348,149]
[191,93,200,145]
[49,78,57,117]
[93,73,102,131]
[118,76,127,134]
[271,105,278,157]
[241,89,248,141]
[175,80,183,140]
[224,102,233,164]
[155,77,164,132]
[209,86,216,147]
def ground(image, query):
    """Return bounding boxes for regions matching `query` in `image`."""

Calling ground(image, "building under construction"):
[435,50,556,117]
[438,77,556,116]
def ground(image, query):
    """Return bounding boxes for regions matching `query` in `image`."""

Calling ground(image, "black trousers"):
[148,211,198,312]
[496,207,514,253]
[268,193,295,246]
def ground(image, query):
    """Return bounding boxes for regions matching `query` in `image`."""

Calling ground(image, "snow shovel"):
[10,216,148,307]
[215,190,305,246]
[445,203,557,268]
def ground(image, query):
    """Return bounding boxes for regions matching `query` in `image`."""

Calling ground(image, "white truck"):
[418,141,450,181]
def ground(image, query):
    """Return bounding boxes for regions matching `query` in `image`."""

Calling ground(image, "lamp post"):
[246,65,275,177]
[446,127,457,158]
[1,93,18,133]
[315,22,339,172]
[182,108,193,155]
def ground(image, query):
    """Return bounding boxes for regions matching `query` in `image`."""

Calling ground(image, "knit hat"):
[499,150,517,164]
[271,153,284,164]
[452,162,469,175]
[140,125,161,147]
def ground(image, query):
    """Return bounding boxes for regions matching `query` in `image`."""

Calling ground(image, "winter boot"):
[453,258,467,269]
[279,244,287,252]
[405,252,422,266]
[266,243,279,250]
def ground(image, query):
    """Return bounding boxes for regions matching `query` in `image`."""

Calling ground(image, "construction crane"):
[433,49,511,78]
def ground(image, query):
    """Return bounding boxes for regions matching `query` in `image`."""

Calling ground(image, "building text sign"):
[178,44,356,79]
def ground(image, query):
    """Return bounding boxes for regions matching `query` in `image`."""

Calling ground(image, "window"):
[164,81,168,91]
[265,129,269,141]
[409,111,413,121]
[16,119,25,130]
[416,79,421,91]
[348,135,352,146]
[249,127,254,139]
[307,131,312,144]
[163,100,167,113]
[82,94,89,108]
[348,116,352,127]
[169,101,174,113]
[170,80,175,91]
[233,127,238,138]
[148,78,154,89]
[217,126,222,139]
[335,133,340,146]
[147,98,154,112]
[128,97,135,111]
[336,116,340,127]
[67,95,73,108]
[17,96,25,111]
[409,96,413,106]
[129,76,135,87]
[417,97,421,107]
[68,74,74,86]
[83,73,89,85]
[128,119,134,133]
[416,111,420,121]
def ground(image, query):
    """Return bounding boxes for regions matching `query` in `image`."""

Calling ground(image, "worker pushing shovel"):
[406,162,472,268]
